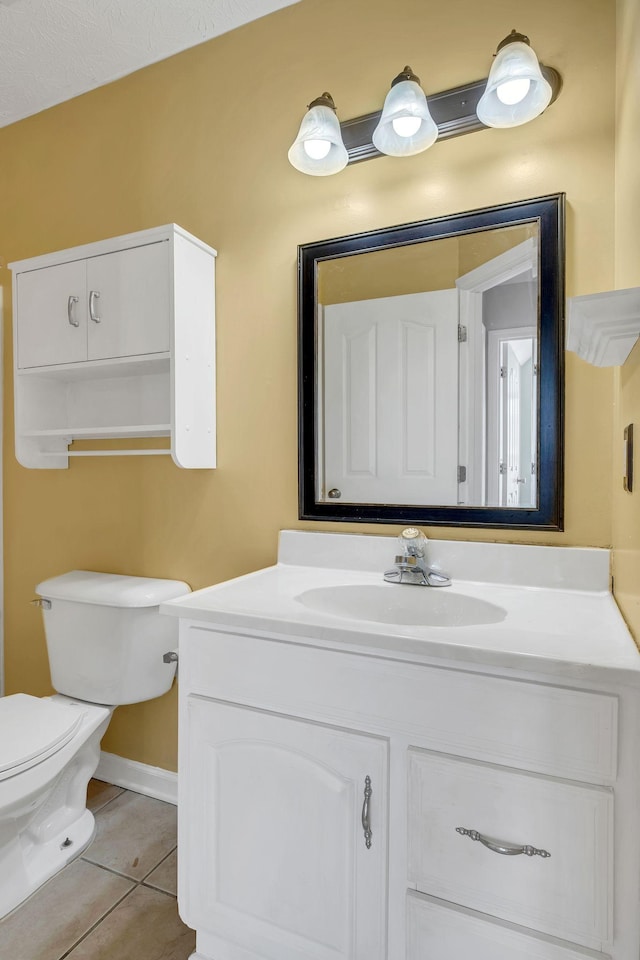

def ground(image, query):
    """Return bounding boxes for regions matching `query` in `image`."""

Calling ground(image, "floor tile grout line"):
[141,879,177,897]
[88,785,128,817]
[55,875,178,960]
[56,885,136,960]
[81,841,177,885]
[78,857,179,896]
[140,844,178,883]
[80,856,141,883]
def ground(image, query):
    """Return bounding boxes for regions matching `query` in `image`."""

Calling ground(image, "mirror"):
[298,195,564,529]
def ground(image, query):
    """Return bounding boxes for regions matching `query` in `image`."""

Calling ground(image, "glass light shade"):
[288,103,348,176]
[372,79,438,157]
[477,39,552,128]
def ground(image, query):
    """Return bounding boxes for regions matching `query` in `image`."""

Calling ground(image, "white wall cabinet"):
[175,623,639,960]
[10,224,216,468]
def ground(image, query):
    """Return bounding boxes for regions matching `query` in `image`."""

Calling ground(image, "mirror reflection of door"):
[320,291,459,505]
[317,224,540,509]
[483,282,538,508]
[486,332,537,507]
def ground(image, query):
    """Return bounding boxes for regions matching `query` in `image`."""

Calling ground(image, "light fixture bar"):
[341,66,561,164]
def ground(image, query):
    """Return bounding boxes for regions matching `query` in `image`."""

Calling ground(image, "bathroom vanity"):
[161,531,640,960]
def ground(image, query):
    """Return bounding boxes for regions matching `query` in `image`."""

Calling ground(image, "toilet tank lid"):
[36,571,191,607]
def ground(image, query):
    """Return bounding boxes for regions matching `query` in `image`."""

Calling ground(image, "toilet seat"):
[0,693,84,781]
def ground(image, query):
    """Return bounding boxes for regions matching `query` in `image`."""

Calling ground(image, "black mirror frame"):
[298,194,565,530]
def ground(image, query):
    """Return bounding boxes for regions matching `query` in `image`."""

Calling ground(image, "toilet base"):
[0,697,112,919]
[2,808,96,919]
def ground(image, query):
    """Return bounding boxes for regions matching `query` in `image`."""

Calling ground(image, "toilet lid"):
[0,693,84,778]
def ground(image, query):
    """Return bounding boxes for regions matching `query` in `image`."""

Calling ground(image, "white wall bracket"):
[566,287,640,367]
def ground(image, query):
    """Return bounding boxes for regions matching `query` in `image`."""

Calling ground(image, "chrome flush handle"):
[67,295,80,327]
[456,827,551,858]
[89,290,101,323]
[361,775,372,849]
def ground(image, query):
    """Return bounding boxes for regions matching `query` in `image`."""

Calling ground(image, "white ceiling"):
[0,0,301,128]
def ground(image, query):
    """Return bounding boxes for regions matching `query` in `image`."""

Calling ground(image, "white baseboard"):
[95,751,177,806]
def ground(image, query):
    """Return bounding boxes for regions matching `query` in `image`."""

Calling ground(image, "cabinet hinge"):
[500,365,507,378]
[457,465,467,483]
[458,324,468,343]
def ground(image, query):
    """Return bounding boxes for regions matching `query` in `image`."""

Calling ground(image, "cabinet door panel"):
[17,261,87,368]
[86,241,170,360]
[182,697,388,960]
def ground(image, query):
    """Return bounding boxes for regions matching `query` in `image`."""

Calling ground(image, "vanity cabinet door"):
[16,260,88,368]
[182,697,388,960]
[86,241,170,361]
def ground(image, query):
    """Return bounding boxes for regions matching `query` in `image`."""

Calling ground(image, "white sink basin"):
[295,584,507,627]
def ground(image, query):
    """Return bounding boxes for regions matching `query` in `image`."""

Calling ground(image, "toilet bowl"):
[0,571,190,918]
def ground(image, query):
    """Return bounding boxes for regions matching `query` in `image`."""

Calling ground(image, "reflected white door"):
[487,330,536,508]
[502,343,522,506]
[322,291,459,505]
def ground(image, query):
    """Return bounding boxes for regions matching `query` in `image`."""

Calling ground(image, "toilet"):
[0,570,190,919]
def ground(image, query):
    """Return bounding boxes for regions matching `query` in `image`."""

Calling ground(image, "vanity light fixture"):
[371,66,438,157]
[476,30,553,127]
[288,30,561,175]
[287,92,349,176]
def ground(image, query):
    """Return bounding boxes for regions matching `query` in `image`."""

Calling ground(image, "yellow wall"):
[0,0,618,769]
[612,0,640,638]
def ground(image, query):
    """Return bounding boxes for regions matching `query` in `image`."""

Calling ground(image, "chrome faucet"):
[383,528,451,587]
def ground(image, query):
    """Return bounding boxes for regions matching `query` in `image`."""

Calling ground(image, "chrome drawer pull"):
[362,775,372,849]
[456,827,551,858]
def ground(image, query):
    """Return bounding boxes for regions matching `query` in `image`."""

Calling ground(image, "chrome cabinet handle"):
[456,827,551,858]
[361,775,372,849]
[89,289,101,323]
[67,295,80,327]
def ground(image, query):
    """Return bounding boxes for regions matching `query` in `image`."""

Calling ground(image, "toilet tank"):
[35,571,191,705]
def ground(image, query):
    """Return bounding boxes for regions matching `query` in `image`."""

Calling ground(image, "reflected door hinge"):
[458,324,467,343]
[499,461,506,475]
[457,465,467,483]
[500,365,506,378]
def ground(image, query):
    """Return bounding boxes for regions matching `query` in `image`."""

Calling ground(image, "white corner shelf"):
[10,224,216,468]
[566,287,640,367]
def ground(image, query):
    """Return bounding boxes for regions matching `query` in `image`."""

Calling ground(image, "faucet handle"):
[399,528,428,556]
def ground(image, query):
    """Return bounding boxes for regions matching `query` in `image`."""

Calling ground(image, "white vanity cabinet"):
[165,532,640,960]
[10,224,216,468]
[173,621,639,960]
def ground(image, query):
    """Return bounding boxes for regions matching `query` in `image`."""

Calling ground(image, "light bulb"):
[303,138,332,160]
[391,115,422,138]
[496,77,531,105]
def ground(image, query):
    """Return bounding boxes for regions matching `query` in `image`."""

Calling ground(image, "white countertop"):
[161,532,640,684]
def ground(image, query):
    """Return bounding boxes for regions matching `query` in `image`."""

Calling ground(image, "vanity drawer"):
[406,893,605,960]
[407,749,613,950]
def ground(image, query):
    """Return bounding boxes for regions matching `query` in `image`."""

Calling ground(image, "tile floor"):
[0,780,196,960]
